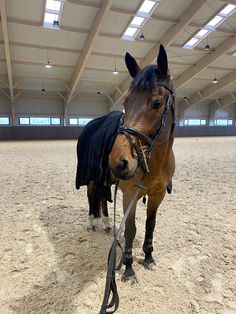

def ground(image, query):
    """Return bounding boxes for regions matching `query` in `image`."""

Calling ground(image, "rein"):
[99,82,175,314]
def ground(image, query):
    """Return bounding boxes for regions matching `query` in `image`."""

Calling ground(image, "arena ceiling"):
[0,0,236,112]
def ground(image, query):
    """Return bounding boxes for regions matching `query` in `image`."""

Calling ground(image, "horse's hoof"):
[144,262,157,271]
[87,225,96,232]
[139,258,157,271]
[104,226,112,233]
[121,273,138,284]
[121,268,138,284]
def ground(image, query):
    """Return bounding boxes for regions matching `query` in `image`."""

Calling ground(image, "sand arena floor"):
[0,137,235,314]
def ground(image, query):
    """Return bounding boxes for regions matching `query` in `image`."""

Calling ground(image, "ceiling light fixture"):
[204,36,211,51]
[42,80,46,92]
[45,49,52,68]
[212,68,218,84]
[53,20,60,27]
[139,33,145,40]
[112,57,119,75]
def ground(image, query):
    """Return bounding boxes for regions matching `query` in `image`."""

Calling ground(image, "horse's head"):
[109,44,175,180]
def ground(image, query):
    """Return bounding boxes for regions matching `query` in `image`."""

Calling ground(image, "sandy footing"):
[0,137,235,314]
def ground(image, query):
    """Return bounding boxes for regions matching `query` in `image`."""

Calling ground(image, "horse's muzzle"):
[109,159,136,180]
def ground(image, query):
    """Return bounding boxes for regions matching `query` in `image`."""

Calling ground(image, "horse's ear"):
[125,52,140,78]
[157,44,168,80]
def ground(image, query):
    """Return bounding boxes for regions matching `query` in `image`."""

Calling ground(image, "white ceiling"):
[0,0,235,112]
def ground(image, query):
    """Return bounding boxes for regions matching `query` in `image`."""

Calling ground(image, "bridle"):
[118,82,176,174]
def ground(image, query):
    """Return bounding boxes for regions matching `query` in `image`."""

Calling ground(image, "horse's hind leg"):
[87,182,101,231]
[142,193,165,270]
[101,198,111,233]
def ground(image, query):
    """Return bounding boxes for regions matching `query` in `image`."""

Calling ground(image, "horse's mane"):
[130,65,164,92]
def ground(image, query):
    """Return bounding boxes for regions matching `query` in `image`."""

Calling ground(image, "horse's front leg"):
[122,195,138,284]
[142,192,165,270]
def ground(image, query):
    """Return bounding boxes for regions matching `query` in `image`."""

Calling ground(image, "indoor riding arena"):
[0,1,235,314]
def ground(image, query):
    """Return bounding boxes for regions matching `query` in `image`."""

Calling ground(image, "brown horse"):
[108,44,176,283]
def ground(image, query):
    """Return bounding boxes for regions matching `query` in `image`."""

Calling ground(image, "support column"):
[11,102,16,126]
[178,102,188,126]
[208,102,218,126]
[64,105,68,126]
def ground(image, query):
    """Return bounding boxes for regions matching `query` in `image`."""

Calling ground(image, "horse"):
[108,44,176,283]
[76,44,175,284]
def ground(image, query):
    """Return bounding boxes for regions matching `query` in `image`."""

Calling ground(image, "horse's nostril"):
[121,159,128,171]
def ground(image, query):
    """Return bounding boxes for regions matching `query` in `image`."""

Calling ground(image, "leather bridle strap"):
[118,125,153,146]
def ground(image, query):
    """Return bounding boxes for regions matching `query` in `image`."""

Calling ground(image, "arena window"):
[69,118,78,125]
[19,117,61,126]
[68,118,93,126]
[0,117,10,125]
[30,117,51,125]
[78,118,93,126]
[51,118,61,125]
[215,119,233,126]
[19,117,30,125]
[184,119,207,126]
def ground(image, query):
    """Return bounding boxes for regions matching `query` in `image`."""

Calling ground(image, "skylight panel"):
[219,4,236,16]
[44,13,59,25]
[130,16,145,27]
[43,0,64,28]
[183,37,200,49]
[195,28,210,38]
[206,15,224,29]
[46,0,62,12]
[121,0,161,41]
[124,27,138,36]
[138,0,157,15]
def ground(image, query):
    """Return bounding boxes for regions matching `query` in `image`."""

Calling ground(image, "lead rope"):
[99,176,145,314]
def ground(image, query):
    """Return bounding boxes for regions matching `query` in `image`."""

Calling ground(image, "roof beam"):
[219,0,236,4]
[175,36,236,89]
[212,93,236,112]
[14,90,24,100]
[65,0,112,105]
[0,88,10,99]
[0,0,14,104]
[67,0,177,24]
[3,13,234,45]
[179,71,236,108]
[112,0,207,107]
[57,91,66,102]
[106,94,114,104]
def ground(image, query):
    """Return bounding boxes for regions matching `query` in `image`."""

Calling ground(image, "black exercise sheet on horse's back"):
[76,111,124,201]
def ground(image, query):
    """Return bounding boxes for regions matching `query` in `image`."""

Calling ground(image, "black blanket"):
[76,111,124,202]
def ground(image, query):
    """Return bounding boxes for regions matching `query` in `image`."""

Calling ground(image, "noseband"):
[118,82,176,174]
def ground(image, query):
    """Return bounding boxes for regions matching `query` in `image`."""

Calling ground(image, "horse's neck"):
[149,134,174,171]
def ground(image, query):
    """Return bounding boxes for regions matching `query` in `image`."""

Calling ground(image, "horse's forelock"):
[130,65,163,92]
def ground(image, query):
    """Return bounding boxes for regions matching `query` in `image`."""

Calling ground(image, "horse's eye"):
[152,100,162,110]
